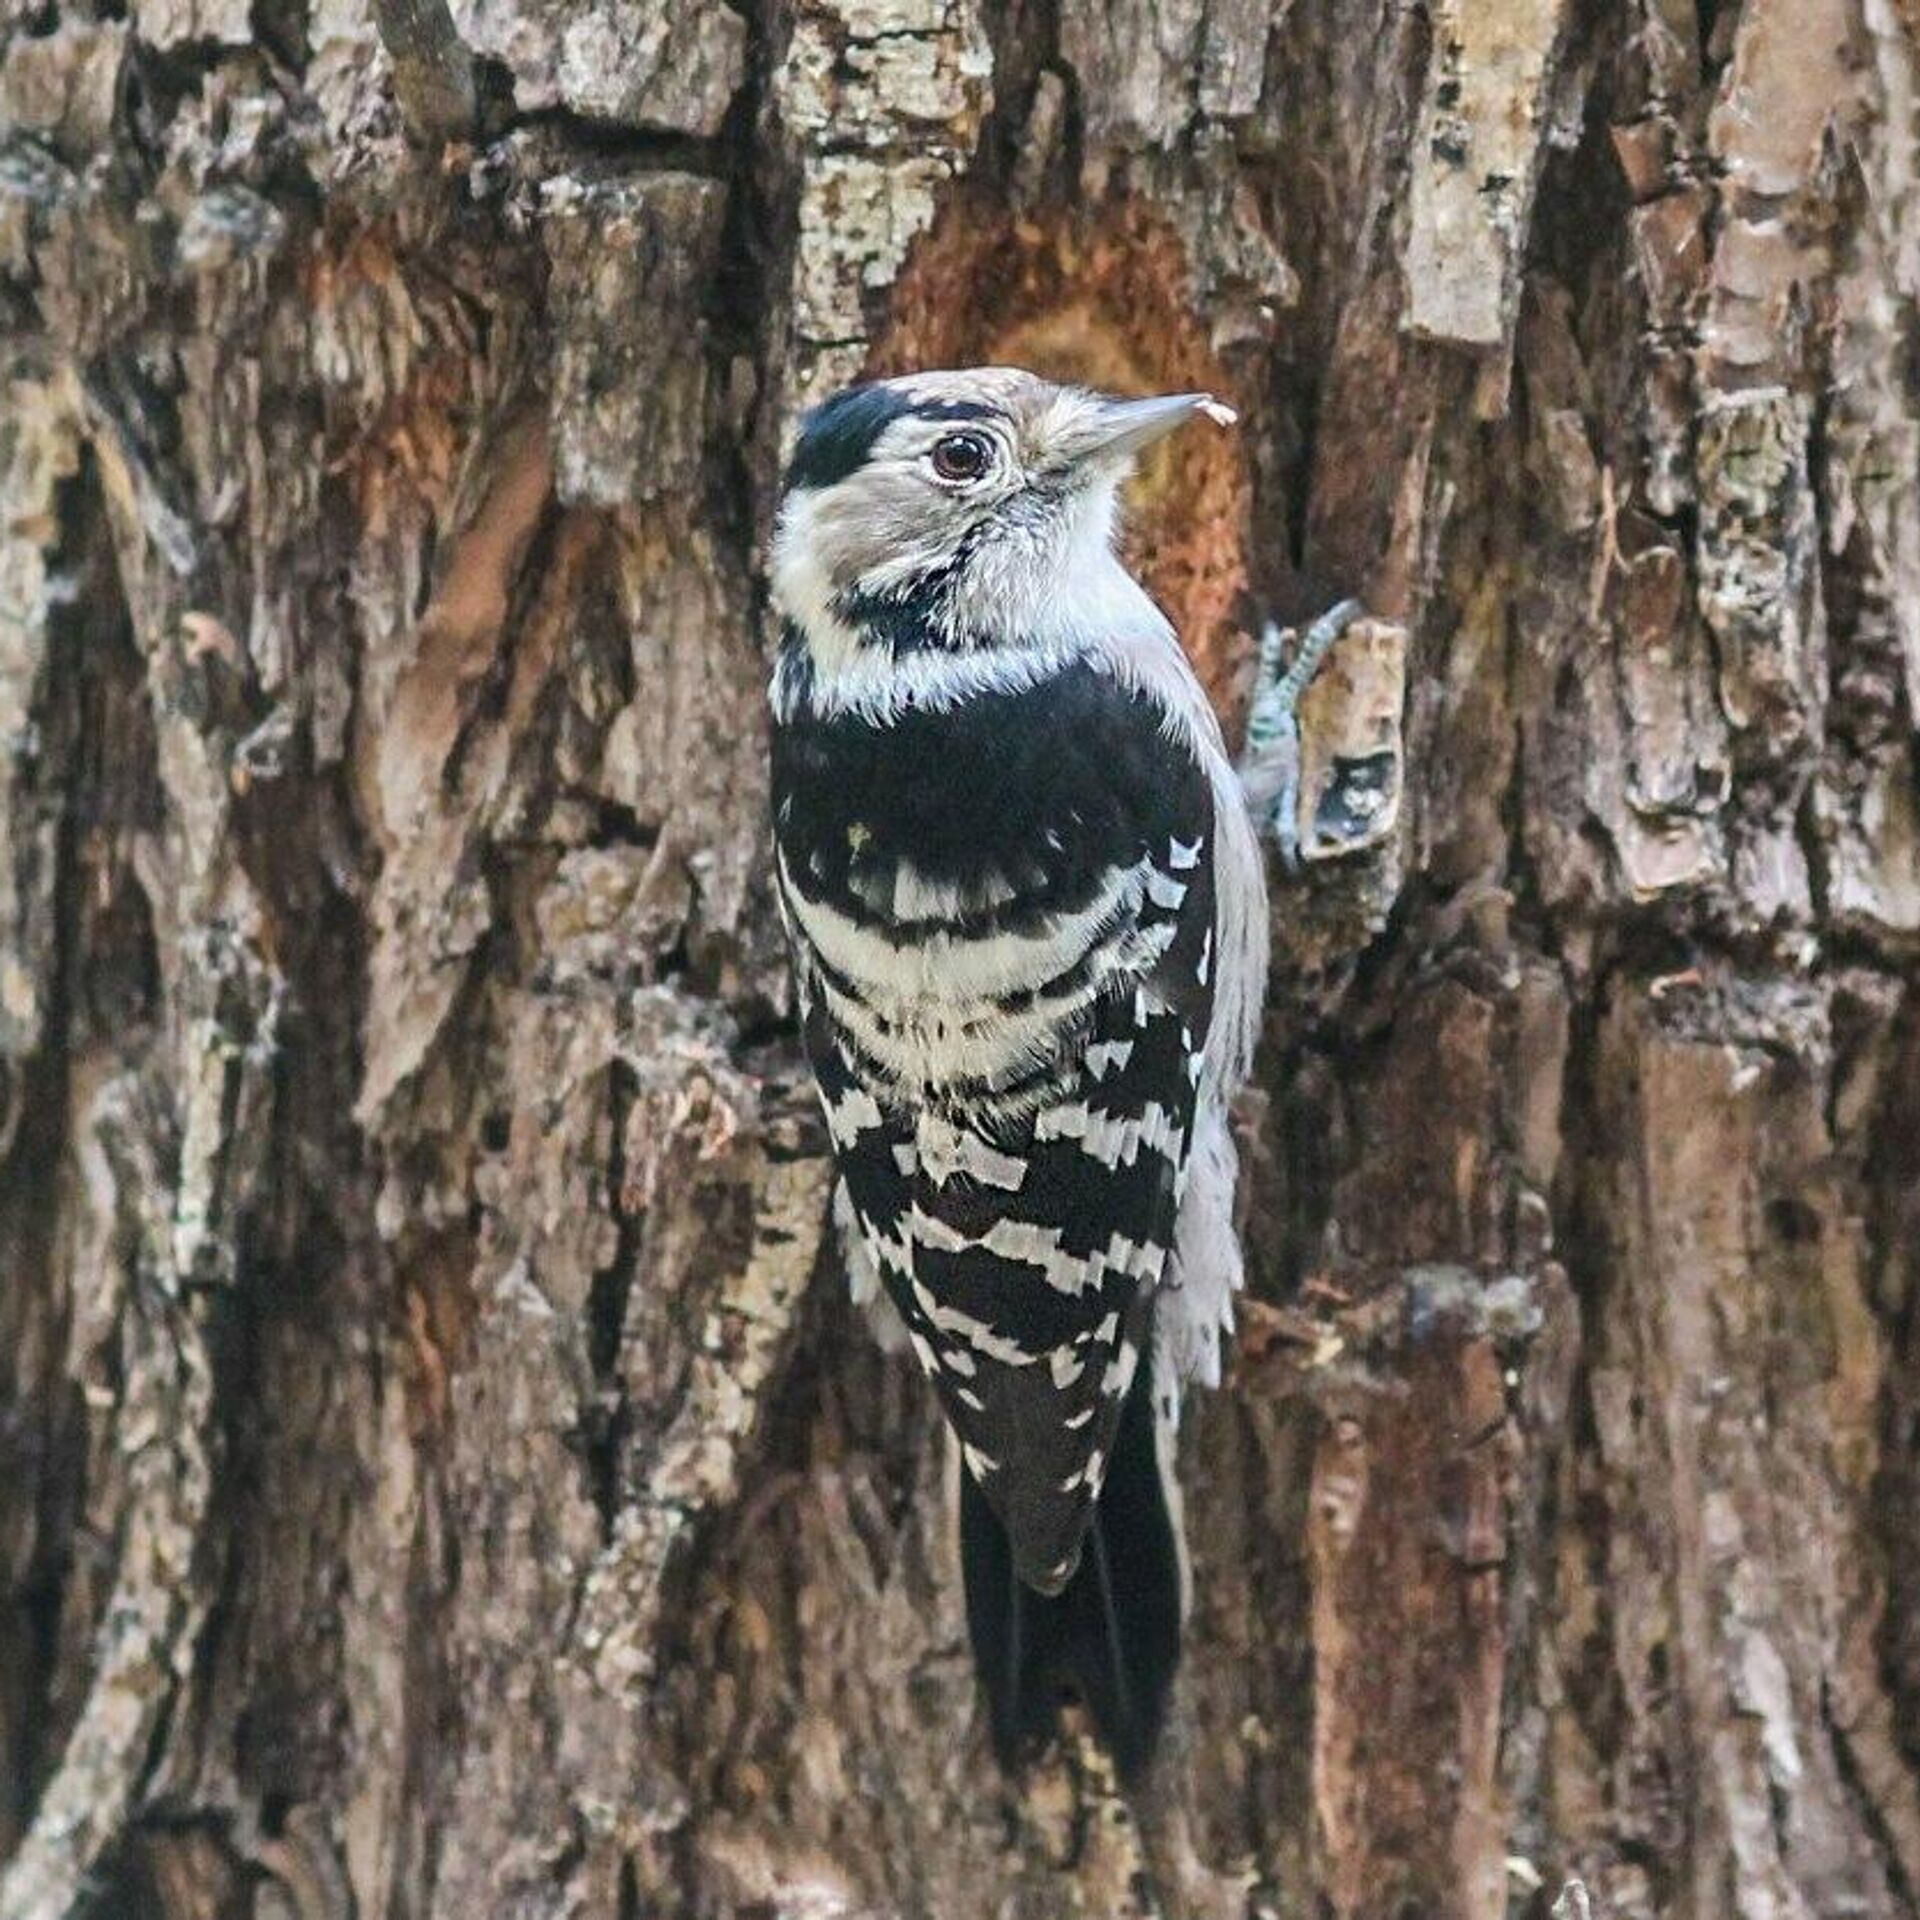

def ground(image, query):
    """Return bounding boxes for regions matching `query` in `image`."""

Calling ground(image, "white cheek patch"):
[768,491,863,685]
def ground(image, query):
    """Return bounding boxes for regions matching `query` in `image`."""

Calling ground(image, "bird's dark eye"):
[930,432,993,482]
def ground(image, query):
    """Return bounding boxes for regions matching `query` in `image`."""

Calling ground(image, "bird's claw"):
[1239,597,1365,872]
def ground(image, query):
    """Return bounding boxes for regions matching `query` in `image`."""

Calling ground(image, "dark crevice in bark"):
[0,706,82,1847]
[249,0,309,74]
[495,110,734,175]
[1547,956,1633,1742]
[1867,985,1920,1770]
[973,0,1061,184]
[82,1823,251,1920]
[5,444,162,1844]
[1835,1678,1920,1920]
[704,66,781,562]
[578,795,658,851]
[443,499,564,788]
[584,1060,640,1536]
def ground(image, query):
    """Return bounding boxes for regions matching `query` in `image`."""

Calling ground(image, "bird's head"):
[769,368,1233,683]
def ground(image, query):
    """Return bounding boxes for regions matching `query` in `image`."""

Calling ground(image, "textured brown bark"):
[2,0,1918,1915]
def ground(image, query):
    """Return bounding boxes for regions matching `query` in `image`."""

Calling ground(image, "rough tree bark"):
[2,0,1918,1914]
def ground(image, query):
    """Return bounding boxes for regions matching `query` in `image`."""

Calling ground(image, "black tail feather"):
[959,1350,1182,1782]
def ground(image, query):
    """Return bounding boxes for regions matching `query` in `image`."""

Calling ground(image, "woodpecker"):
[767,368,1266,1780]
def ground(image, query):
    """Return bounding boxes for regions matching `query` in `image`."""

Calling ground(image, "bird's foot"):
[1239,596,1365,872]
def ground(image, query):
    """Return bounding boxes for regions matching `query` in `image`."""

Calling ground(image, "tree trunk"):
[3,0,1918,1914]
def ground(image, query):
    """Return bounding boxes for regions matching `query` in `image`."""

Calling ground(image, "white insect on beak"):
[1079,391,1239,463]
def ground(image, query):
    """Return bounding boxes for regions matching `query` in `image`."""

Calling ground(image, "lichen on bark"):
[2,0,1919,1915]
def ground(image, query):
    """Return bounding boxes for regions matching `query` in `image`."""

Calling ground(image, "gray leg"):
[1239,597,1363,870]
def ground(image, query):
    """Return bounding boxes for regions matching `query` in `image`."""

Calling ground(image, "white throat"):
[764,491,1167,729]
[770,473,1174,723]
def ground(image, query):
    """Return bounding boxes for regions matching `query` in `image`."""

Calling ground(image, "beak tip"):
[1086,390,1239,461]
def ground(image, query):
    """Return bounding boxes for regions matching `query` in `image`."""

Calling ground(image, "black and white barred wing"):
[807,822,1218,1596]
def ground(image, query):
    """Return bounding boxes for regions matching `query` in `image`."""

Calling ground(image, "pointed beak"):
[1079,391,1238,463]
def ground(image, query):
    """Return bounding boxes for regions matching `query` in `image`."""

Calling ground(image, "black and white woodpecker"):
[767,368,1265,1781]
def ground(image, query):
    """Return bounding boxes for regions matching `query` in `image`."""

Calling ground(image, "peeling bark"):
[3,0,1919,1916]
